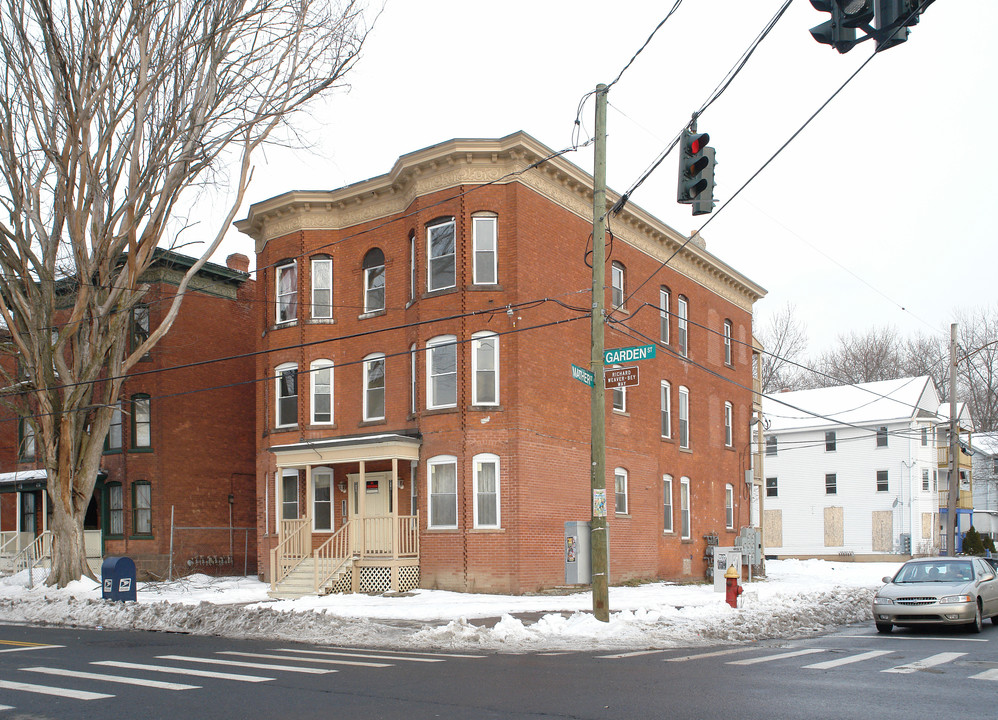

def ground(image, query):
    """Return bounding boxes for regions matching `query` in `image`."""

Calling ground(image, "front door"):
[348,472,391,554]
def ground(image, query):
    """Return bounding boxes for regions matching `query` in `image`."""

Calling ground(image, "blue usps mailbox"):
[101,556,137,601]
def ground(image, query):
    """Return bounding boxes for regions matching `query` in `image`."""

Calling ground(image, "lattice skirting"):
[398,565,420,592]
[332,565,420,594]
[329,569,353,594]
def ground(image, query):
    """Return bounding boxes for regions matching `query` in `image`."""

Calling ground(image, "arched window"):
[471,331,499,406]
[611,261,625,309]
[363,248,385,313]
[275,363,297,428]
[472,214,497,285]
[311,256,333,319]
[426,335,457,409]
[427,218,456,292]
[131,394,151,449]
[310,360,334,424]
[614,467,628,514]
[363,353,386,421]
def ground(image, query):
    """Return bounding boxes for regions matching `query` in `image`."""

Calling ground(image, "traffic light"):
[875,0,930,51]
[677,129,714,215]
[809,0,859,53]
[839,0,875,27]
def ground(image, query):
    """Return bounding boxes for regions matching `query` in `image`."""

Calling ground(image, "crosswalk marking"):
[664,647,758,663]
[0,679,113,701]
[269,648,445,663]
[93,660,273,682]
[0,704,12,710]
[803,650,893,670]
[220,651,392,668]
[882,652,966,674]
[0,642,64,655]
[316,646,486,658]
[728,649,826,666]
[22,666,200,690]
[970,669,998,681]
[598,649,667,659]
[156,654,334,674]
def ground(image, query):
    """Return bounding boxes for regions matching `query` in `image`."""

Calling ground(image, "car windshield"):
[893,560,974,584]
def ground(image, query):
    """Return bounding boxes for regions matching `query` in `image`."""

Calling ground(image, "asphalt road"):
[2,620,997,719]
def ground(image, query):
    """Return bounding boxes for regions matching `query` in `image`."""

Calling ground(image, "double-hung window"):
[663,475,674,533]
[678,386,690,449]
[133,481,152,535]
[473,454,500,528]
[427,219,456,292]
[428,456,458,528]
[922,468,930,492]
[363,248,386,313]
[275,363,297,428]
[313,468,333,531]
[276,261,297,324]
[107,483,123,536]
[725,484,734,530]
[659,287,670,344]
[766,476,778,497]
[615,468,628,514]
[132,394,151,449]
[105,403,122,452]
[660,381,671,438]
[612,365,626,412]
[409,233,416,301]
[611,262,625,309]
[363,354,386,421]
[131,304,150,357]
[876,426,888,447]
[876,470,889,492]
[825,473,837,495]
[281,470,299,520]
[310,360,333,424]
[427,336,457,409]
[825,431,837,451]
[472,216,497,285]
[677,296,689,356]
[724,402,733,447]
[680,477,691,539]
[19,418,35,461]
[410,344,417,415]
[766,436,777,456]
[311,257,333,319]
[723,320,732,365]
[471,332,499,406]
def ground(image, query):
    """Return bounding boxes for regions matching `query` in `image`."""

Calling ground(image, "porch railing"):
[397,514,419,557]
[270,519,310,592]
[314,522,351,593]
[12,531,51,575]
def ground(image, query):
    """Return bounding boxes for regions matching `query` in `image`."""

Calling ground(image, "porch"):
[267,433,421,598]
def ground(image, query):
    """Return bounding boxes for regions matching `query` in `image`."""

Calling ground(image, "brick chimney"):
[226,253,250,273]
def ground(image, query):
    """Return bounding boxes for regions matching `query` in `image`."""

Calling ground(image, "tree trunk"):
[47,488,91,585]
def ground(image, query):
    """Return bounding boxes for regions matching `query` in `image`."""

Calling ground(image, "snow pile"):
[0,559,897,652]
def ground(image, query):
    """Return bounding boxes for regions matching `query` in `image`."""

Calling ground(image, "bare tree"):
[756,302,810,394]
[814,326,905,386]
[956,306,998,432]
[0,0,368,586]
[900,332,947,398]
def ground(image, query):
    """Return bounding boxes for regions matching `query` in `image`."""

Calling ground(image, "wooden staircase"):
[268,557,353,599]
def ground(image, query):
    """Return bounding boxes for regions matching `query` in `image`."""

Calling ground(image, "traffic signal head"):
[810,0,859,53]
[837,0,874,27]
[875,0,929,51]
[692,147,716,217]
[677,130,711,204]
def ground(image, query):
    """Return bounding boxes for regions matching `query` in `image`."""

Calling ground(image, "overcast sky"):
[214,0,997,356]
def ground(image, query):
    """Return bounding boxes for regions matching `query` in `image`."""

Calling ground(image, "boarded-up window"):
[764,509,783,548]
[921,513,933,543]
[824,506,844,546]
[872,510,893,552]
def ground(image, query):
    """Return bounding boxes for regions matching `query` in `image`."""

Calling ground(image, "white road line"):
[22,666,200,691]
[305,646,486,659]
[882,652,966,674]
[0,679,113,701]
[156,655,333,674]
[0,644,65,654]
[803,650,894,670]
[598,650,667,659]
[665,647,759,663]
[0,704,13,710]
[93,660,273,683]
[269,648,446,662]
[970,668,998,681]
[838,634,988,642]
[728,649,826,666]
[220,651,391,668]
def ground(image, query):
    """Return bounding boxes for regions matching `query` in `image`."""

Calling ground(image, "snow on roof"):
[974,431,998,456]
[935,402,976,432]
[0,469,47,487]
[763,376,938,433]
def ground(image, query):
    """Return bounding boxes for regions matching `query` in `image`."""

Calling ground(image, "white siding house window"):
[428,456,458,528]
[313,468,333,531]
[410,344,417,415]
[659,287,670,344]
[472,216,497,285]
[363,248,386,313]
[677,295,689,356]
[473,453,500,528]
[723,320,732,365]
[471,332,499,406]
[611,262,625,309]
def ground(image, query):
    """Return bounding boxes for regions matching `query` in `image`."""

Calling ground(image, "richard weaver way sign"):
[603,344,655,364]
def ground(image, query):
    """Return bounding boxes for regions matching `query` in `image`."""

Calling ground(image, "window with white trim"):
[313,468,333,531]
[310,360,333,424]
[428,455,458,528]
[825,431,837,451]
[615,467,628,514]
[876,426,888,447]
[723,320,733,365]
[276,261,297,324]
[281,469,298,520]
[471,332,499,406]
[132,394,151,448]
[427,219,456,292]
[311,257,332,319]
[363,247,386,313]
[725,484,734,529]
[922,468,930,492]
[766,476,778,497]
[275,363,297,428]
[105,403,122,452]
[472,215,497,285]
[724,401,733,447]
[19,418,35,461]
[766,436,777,456]
[677,295,689,356]
[611,261,625,309]
[133,481,152,535]
[659,287,670,344]
[680,477,691,539]
[876,469,889,492]
[409,232,416,302]
[678,385,690,449]
[410,344,417,415]
[107,483,123,536]
[427,336,457,409]
[660,381,671,438]
[612,364,626,412]
[663,475,673,533]
[363,353,386,421]
[473,453,500,528]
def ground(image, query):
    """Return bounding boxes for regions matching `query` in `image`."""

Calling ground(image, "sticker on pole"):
[593,489,606,518]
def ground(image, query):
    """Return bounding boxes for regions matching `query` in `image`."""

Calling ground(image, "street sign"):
[604,366,639,389]
[571,363,594,387]
[604,344,656,364]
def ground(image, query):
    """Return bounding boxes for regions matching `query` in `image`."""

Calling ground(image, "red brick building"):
[236,132,765,595]
[0,251,258,579]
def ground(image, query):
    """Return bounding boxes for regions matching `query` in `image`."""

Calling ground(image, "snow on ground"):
[0,559,900,653]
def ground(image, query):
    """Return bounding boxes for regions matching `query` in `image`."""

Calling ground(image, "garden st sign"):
[603,344,655,364]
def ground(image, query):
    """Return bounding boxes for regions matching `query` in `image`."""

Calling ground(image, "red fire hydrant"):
[724,565,743,609]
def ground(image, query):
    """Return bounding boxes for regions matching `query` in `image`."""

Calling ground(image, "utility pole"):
[590,83,609,622]
[946,322,959,555]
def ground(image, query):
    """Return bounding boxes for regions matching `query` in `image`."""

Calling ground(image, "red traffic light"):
[687,132,709,155]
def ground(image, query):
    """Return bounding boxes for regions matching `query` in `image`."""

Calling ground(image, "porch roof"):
[269,432,421,468]
[0,469,47,492]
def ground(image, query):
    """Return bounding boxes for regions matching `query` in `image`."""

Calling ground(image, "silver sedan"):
[872,557,998,633]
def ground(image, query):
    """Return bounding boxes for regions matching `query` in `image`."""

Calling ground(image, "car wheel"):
[968,601,983,634]
[875,621,892,634]
[991,613,998,626]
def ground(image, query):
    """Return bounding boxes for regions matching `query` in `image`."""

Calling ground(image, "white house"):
[971,431,998,539]
[762,377,945,559]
